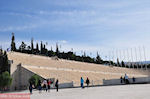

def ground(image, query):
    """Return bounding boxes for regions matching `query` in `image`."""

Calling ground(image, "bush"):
[0,71,12,90]
[28,74,41,88]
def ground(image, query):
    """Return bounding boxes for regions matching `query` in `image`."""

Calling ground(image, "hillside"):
[8,52,150,86]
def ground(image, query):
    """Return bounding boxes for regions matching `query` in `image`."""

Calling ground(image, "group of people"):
[29,77,91,94]
[29,74,138,94]
[120,74,129,84]
[29,76,92,94]
[80,77,90,88]
[29,79,59,94]
[120,74,136,84]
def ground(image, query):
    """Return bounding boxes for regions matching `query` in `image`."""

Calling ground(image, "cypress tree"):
[11,33,16,51]
[117,58,120,67]
[31,38,34,53]
[36,43,39,53]
[40,41,43,54]
[56,43,59,56]
[43,44,46,54]
[121,61,125,67]
[44,44,46,49]
[96,52,103,64]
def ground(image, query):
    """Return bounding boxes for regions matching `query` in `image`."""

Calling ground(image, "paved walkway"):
[12,84,150,99]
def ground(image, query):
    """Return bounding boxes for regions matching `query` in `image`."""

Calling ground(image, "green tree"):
[11,33,16,51]
[19,41,27,52]
[0,71,12,90]
[117,58,120,67]
[96,52,103,64]
[130,63,133,68]
[56,43,59,56]
[40,41,43,54]
[43,44,47,55]
[36,43,39,53]
[27,46,31,51]
[28,74,41,88]
[0,51,10,74]
[31,38,34,53]
[121,61,125,67]
[44,44,46,49]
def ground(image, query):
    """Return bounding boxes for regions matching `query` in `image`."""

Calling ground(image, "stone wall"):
[103,77,150,85]
[10,64,44,90]
[9,64,74,91]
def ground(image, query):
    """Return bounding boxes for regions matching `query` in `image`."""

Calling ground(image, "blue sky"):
[0,0,150,62]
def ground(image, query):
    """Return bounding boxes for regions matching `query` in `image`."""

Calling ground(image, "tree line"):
[10,33,105,64]
[10,33,150,69]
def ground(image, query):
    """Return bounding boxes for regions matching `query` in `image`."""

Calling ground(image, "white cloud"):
[59,40,67,44]
[8,12,33,18]
[38,10,96,16]
[0,24,37,32]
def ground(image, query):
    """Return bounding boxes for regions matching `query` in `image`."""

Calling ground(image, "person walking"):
[120,76,123,84]
[125,74,129,84]
[38,80,42,93]
[29,83,33,94]
[47,79,51,92]
[80,77,84,88]
[43,79,48,92]
[55,79,59,92]
[86,77,90,87]
[132,77,135,83]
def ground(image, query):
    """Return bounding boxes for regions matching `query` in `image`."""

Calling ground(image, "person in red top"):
[47,79,51,92]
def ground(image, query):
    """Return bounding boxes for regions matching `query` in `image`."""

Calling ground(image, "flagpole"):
[131,48,134,68]
[135,47,138,69]
[127,49,130,68]
[116,49,119,67]
[112,50,115,65]
[143,46,147,70]
[123,50,126,67]
[109,51,111,66]
[139,46,142,69]
[119,50,122,67]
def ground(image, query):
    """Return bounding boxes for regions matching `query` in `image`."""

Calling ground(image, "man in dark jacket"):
[55,79,59,92]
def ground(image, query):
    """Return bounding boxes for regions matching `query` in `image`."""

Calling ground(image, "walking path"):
[9,84,150,99]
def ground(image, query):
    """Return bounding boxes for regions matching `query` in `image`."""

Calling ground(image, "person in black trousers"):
[86,77,90,87]
[55,79,59,92]
[120,76,123,84]
[132,77,135,83]
[29,83,33,94]
[38,80,42,93]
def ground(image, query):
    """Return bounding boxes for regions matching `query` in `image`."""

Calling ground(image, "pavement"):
[8,84,150,99]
